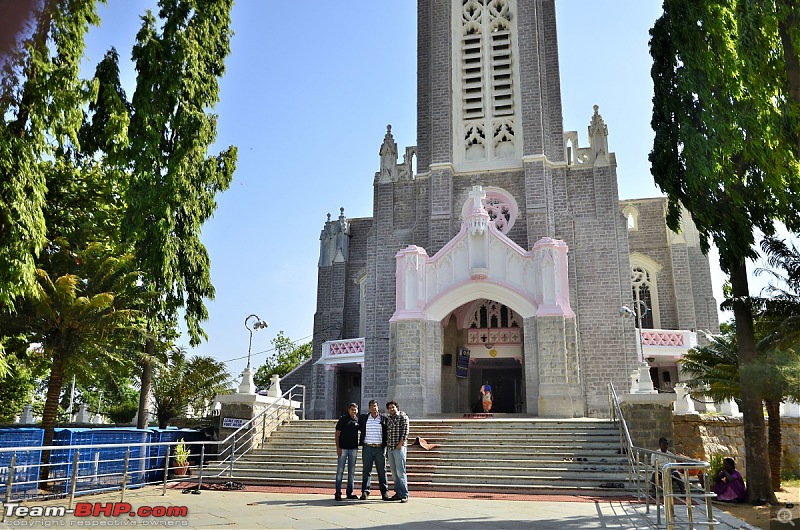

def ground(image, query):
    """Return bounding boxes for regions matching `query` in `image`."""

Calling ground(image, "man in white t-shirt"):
[358,400,389,501]
[651,437,684,494]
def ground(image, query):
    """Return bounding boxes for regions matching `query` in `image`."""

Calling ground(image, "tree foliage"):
[0,0,99,310]
[151,347,231,429]
[0,351,47,423]
[124,0,236,428]
[679,322,792,490]
[650,0,800,502]
[254,332,312,390]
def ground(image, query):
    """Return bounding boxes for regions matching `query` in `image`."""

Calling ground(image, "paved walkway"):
[1,486,757,529]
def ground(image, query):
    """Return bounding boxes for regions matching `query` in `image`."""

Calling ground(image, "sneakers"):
[334,494,342,501]
[381,495,391,501]
[346,494,359,500]
[385,494,408,502]
[359,492,369,500]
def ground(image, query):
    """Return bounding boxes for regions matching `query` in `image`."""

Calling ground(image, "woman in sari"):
[713,457,747,502]
[480,384,492,412]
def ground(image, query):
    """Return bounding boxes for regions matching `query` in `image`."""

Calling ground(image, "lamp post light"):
[632,300,649,363]
[620,306,635,390]
[239,314,268,394]
[625,301,657,394]
[244,314,269,370]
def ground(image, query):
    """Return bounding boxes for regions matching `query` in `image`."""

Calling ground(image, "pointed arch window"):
[631,266,655,329]
[455,0,521,168]
[622,204,639,231]
[465,300,521,345]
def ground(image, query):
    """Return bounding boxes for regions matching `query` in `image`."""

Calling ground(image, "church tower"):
[308,0,642,419]
[418,0,568,251]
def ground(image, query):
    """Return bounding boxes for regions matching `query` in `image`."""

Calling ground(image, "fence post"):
[261,413,266,447]
[120,448,130,502]
[161,446,170,496]
[301,386,306,420]
[193,445,205,495]
[228,434,236,479]
[1,453,17,522]
[68,450,80,510]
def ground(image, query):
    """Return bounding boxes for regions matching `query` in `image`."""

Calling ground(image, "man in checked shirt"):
[384,400,409,502]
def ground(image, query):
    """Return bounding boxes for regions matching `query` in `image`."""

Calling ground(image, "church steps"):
[214,463,629,481]
[208,418,633,496]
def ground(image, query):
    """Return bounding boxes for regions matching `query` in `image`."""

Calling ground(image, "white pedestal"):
[632,362,658,394]
[673,383,696,414]
[238,366,256,394]
[718,398,741,417]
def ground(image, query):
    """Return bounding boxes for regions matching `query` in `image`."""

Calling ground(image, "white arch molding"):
[385,186,584,419]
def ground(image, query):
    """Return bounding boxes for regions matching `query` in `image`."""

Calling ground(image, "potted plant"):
[699,452,724,489]
[173,438,191,477]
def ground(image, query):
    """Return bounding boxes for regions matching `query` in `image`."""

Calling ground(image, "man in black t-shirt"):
[334,403,360,501]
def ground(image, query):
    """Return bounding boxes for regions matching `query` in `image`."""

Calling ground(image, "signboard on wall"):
[456,348,470,378]
[222,417,246,429]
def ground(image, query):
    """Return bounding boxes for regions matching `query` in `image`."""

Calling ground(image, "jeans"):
[361,445,388,495]
[335,448,358,496]
[387,446,408,498]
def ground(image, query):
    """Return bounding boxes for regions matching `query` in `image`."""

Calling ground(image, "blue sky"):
[82,1,738,382]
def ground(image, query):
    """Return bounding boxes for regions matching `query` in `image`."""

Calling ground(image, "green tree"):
[151,347,231,429]
[650,0,800,502]
[0,0,75,311]
[679,323,791,490]
[0,351,47,423]
[5,243,141,480]
[124,0,236,429]
[254,332,312,390]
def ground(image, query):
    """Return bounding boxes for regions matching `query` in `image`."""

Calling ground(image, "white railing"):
[216,385,305,478]
[637,329,697,360]
[319,338,365,364]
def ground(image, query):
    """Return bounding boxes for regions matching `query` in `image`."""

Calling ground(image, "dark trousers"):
[361,445,388,495]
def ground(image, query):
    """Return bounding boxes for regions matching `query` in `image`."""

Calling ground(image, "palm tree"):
[151,347,231,429]
[681,323,794,491]
[679,329,740,401]
[2,242,141,482]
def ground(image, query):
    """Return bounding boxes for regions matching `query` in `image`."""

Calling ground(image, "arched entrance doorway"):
[441,299,525,414]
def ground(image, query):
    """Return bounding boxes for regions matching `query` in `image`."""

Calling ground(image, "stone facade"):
[302,1,718,419]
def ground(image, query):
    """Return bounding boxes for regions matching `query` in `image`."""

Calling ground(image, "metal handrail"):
[0,384,306,515]
[607,382,717,529]
[0,437,220,520]
[215,384,305,476]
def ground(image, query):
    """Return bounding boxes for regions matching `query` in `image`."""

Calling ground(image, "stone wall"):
[619,397,675,450]
[620,402,800,480]
[672,414,800,480]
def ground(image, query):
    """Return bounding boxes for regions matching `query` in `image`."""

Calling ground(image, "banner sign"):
[222,417,246,429]
[456,348,470,378]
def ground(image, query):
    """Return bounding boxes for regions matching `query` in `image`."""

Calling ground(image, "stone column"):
[535,315,584,417]
[387,319,441,417]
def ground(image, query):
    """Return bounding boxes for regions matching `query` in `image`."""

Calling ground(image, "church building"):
[286,0,719,419]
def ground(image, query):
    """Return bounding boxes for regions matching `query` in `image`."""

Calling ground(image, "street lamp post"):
[632,300,649,363]
[619,306,635,384]
[621,303,656,394]
[239,314,268,394]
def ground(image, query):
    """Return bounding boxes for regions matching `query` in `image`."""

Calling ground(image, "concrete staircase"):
[208,418,632,497]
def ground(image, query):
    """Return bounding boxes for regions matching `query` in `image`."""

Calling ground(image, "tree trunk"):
[765,399,783,492]
[136,338,154,430]
[730,261,777,504]
[776,0,800,155]
[39,353,65,484]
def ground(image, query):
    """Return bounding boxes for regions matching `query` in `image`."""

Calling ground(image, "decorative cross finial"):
[469,185,486,211]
